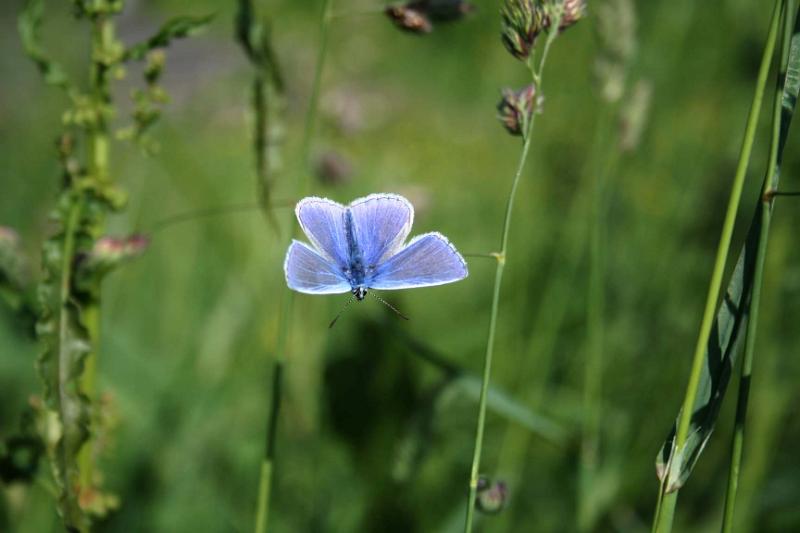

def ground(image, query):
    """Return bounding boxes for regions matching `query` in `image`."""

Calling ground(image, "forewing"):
[368,232,468,290]
[349,193,413,266]
[295,197,349,267]
[284,240,351,294]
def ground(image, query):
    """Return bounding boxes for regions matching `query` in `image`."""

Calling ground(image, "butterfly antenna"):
[329,296,356,329]
[371,292,410,321]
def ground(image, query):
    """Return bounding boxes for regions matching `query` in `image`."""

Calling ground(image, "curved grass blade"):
[655,3,800,493]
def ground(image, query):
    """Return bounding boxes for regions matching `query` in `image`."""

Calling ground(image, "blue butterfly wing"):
[349,194,413,267]
[284,240,351,294]
[295,197,349,268]
[368,232,468,290]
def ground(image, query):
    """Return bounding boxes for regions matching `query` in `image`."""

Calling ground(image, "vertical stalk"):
[57,199,85,526]
[253,2,334,532]
[463,20,560,532]
[720,2,795,531]
[578,103,617,532]
[78,10,115,501]
[651,1,784,531]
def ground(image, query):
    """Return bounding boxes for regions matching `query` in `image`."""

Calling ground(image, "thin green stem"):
[652,1,784,531]
[299,0,334,176]
[578,103,617,532]
[720,2,795,531]
[254,2,334,532]
[77,10,115,504]
[463,19,561,532]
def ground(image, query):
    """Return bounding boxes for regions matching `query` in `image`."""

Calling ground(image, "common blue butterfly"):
[284,193,468,315]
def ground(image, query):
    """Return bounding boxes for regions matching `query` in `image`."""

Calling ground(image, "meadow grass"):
[2,1,800,532]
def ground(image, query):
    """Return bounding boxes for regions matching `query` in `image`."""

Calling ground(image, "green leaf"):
[125,14,215,61]
[396,329,569,444]
[656,10,800,492]
[235,0,284,90]
[18,0,73,91]
[444,374,569,444]
[36,191,112,529]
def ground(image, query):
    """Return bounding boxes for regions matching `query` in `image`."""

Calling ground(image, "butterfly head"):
[352,286,368,301]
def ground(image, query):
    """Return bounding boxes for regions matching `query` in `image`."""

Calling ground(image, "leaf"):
[444,374,569,444]
[235,0,284,90]
[18,0,73,91]
[656,10,800,492]
[396,328,569,444]
[125,14,215,61]
[36,191,113,529]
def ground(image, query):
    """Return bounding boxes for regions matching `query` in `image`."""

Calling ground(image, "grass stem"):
[253,2,334,532]
[463,18,561,532]
[651,1,784,531]
[720,2,795,531]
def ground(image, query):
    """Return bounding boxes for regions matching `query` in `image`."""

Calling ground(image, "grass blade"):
[654,0,793,494]
[721,3,800,531]
[652,2,785,531]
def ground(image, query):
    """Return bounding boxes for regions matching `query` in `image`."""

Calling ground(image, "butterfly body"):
[284,193,468,299]
[342,209,369,292]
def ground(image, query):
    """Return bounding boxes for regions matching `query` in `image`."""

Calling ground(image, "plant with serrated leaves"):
[18,0,211,530]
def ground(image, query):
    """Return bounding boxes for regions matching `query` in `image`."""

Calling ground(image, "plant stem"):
[253,2,334,532]
[578,102,617,532]
[58,199,85,525]
[720,2,795,531]
[463,20,561,532]
[651,1,784,531]
[77,10,115,503]
[300,0,334,174]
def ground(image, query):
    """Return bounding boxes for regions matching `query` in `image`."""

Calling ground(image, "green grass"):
[2,1,800,532]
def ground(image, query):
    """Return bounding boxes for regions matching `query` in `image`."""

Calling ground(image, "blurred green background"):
[2,0,800,532]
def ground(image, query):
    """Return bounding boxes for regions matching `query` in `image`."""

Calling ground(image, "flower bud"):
[386,1,474,33]
[77,235,149,287]
[558,0,587,31]
[475,476,508,514]
[497,84,539,137]
[501,0,546,61]
[385,5,433,34]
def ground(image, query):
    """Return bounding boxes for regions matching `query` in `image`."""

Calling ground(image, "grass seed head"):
[501,0,546,60]
[497,83,539,137]
[475,476,508,514]
[385,5,434,34]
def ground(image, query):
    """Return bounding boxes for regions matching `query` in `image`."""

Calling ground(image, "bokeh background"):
[2,1,800,532]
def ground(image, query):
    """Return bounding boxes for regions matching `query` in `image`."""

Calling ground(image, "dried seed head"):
[385,5,433,35]
[386,1,475,33]
[559,0,587,30]
[497,84,539,137]
[501,0,546,61]
[594,0,636,103]
[475,476,509,514]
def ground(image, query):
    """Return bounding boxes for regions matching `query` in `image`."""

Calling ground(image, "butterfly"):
[284,193,468,322]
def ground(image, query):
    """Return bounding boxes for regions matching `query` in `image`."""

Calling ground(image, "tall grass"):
[464,4,574,531]
[651,1,786,531]
[252,1,334,531]
[721,3,799,531]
